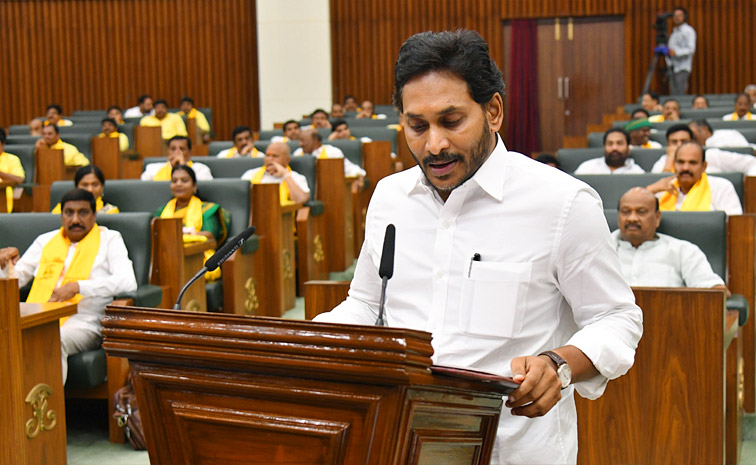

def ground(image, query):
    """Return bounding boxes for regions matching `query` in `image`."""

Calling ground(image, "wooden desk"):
[1,278,76,465]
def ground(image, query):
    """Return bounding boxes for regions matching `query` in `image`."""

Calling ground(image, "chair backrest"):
[327,139,363,167]
[49,181,76,208]
[556,148,604,173]
[143,156,168,171]
[630,149,666,172]
[708,119,756,130]
[680,108,733,120]
[6,135,40,145]
[0,212,152,285]
[587,132,605,148]
[258,129,282,140]
[253,140,301,153]
[604,209,727,279]
[347,116,400,127]
[202,157,265,179]
[194,179,250,237]
[373,104,397,116]
[209,141,234,156]
[59,124,102,137]
[3,144,34,184]
[8,124,32,135]
[288,156,316,194]
[577,172,744,208]
[348,127,399,153]
[60,133,93,160]
[72,110,107,117]
[613,119,693,131]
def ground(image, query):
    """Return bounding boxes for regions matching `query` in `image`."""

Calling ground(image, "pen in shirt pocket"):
[468,252,481,277]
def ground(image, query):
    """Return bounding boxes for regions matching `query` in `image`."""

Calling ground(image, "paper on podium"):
[431,365,519,394]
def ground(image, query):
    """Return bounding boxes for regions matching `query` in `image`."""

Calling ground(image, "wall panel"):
[0,0,259,139]
[330,0,755,107]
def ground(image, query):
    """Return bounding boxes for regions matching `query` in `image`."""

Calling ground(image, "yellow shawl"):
[659,172,712,212]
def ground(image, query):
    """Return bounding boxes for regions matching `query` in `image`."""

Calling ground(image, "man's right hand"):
[265,161,288,178]
[0,247,20,268]
[646,176,677,195]
[239,143,254,155]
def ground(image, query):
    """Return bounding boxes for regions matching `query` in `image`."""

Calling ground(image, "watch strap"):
[538,350,567,368]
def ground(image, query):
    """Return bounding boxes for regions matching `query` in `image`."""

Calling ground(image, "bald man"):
[241,141,309,204]
[611,187,728,292]
[293,128,367,179]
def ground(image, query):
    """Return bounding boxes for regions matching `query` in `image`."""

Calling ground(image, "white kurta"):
[315,136,643,464]
[240,167,310,194]
[293,144,367,177]
[140,161,214,181]
[653,175,743,215]
[574,156,645,174]
[652,150,756,176]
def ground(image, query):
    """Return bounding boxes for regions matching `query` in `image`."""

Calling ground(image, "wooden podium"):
[102,306,510,464]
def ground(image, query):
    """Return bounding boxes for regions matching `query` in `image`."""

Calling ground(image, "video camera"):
[654,12,673,46]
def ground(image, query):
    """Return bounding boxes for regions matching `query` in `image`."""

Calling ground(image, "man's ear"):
[485,93,504,133]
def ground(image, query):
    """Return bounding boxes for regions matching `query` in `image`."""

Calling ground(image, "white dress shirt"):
[654,175,743,215]
[610,230,724,288]
[123,106,154,118]
[668,22,696,72]
[706,129,751,148]
[652,151,756,176]
[293,144,367,177]
[240,166,310,194]
[314,136,643,464]
[1,226,137,333]
[574,156,645,174]
[140,161,213,181]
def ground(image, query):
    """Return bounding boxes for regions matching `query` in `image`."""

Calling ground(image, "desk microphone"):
[173,226,256,310]
[375,224,395,326]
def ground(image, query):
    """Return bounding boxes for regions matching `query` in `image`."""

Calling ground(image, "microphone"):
[173,226,256,310]
[375,224,395,326]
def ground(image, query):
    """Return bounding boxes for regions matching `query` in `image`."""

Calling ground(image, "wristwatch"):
[538,351,572,389]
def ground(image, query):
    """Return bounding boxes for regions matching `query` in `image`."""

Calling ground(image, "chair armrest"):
[116,284,163,308]
[305,200,325,216]
[726,293,749,327]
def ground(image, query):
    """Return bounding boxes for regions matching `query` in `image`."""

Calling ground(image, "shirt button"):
[436,270,445,279]
[441,220,452,229]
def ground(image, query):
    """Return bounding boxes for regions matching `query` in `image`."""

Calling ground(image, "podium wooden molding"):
[102,306,509,464]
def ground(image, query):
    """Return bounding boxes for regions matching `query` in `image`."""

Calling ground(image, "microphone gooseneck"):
[375,224,396,326]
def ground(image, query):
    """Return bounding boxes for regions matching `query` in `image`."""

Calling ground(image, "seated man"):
[0,127,25,212]
[746,84,756,110]
[611,187,728,291]
[178,96,210,142]
[652,124,756,174]
[630,108,650,120]
[294,128,366,178]
[343,95,360,112]
[139,99,188,140]
[626,118,661,149]
[29,118,43,136]
[722,93,756,121]
[691,95,709,109]
[271,120,302,143]
[331,103,345,119]
[646,140,743,215]
[217,126,260,158]
[44,104,73,127]
[123,94,155,119]
[641,91,663,112]
[328,119,372,142]
[241,141,309,204]
[309,109,332,130]
[574,128,644,174]
[356,100,387,119]
[141,135,212,181]
[35,124,89,167]
[649,99,681,123]
[0,188,137,382]
[96,118,129,152]
[688,119,751,148]
[107,105,125,125]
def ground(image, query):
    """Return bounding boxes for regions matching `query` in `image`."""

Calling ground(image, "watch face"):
[557,364,572,388]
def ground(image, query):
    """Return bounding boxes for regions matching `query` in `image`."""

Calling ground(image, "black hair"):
[666,124,694,141]
[632,108,650,118]
[692,95,708,106]
[283,120,300,131]
[603,128,630,145]
[662,98,680,107]
[101,117,119,129]
[643,91,659,102]
[690,119,713,133]
[107,105,123,114]
[61,188,96,213]
[673,6,689,22]
[168,135,192,150]
[232,126,252,139]
[154,99,169,107]
[45,124,60,134]
[330,119,348,132]
[137,94,152,104]
[392,29,504,113]
[0,127,5,145]
[736,93,750,102]
[46,104,63,114]
[311,109,328,119]
[344,95,357,103]
[310,130,323,143]
[181,96,194,105]
[74,165,106,187]
[677,140,706,162]
[534,153,561,169]
[171,164,197,184]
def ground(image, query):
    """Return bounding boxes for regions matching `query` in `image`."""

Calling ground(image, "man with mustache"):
[0,188,137,383]
[313,29,642,464]
[611,187,728,292]
[646,140,743,215]
[626,118,661,149]
[648,99,681,123]
[574,128,645,174]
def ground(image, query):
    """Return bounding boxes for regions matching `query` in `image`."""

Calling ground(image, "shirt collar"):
[406,134,506,202]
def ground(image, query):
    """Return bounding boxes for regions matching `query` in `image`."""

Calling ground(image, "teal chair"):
[209,141,234,156]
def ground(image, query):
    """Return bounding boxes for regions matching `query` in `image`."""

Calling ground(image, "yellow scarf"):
[317,146,328,159]
[27,224,101,326]
[221,146,259,158]
[659,172,712,212]
[4,186,10,213]
[250,166,293,204]
[160,196,221,280]
[154,161,193,181]
[0,152,23,213]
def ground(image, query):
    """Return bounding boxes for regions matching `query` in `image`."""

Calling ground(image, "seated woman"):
[154,164,229,281]
[52,165,119,214]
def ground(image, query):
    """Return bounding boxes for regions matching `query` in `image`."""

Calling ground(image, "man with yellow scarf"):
[216,126,260,158]
[178,96,211,143]
[646,141,743,215]
[141,135,213,181]
[0,127,25,213]
[35,124,90,167]
[241,141,310,204]
[0,189,137,382]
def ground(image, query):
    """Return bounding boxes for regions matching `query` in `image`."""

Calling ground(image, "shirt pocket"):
[458,261,532,339]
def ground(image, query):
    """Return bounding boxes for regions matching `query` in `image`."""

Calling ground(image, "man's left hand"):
[506,355,562,417]
[49,282,79,302]
[266,161,288,178]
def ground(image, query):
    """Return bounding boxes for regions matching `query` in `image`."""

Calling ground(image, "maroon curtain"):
[506,20,540,155]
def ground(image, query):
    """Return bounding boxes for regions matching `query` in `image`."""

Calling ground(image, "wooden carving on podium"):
[103,306,510,464]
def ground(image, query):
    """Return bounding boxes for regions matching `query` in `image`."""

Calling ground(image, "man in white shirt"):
[217,126,260,158]
[574,128,645,174]
[313,29,642,464]
[141,136,213,181]
[611,187,728,290]
[648,99,681,123]
[270,120,302,143]
[667,7,696,95]
[241,141,309,204]
[647,141,743,215]
[626,118,662,149]
[722,93,756,121]
[652,124,756,175]
[123,94,155,119]
[294,128,367,179]
[689,119,751,149]
[0,189,137,382]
